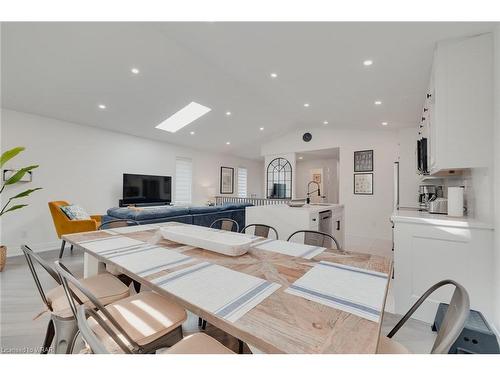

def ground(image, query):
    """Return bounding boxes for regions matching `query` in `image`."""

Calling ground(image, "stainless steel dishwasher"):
[318,210,333,247]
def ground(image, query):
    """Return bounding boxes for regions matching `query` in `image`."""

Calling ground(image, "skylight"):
[155,102,211,133]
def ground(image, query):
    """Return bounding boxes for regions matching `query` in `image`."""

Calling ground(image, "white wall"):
[396,128,420,208]
[1,110,263,256]
[493,24,500,334]
[296,157,339,203]
[261,127,400,250]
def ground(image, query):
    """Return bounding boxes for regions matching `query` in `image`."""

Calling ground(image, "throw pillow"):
[60,204,91,220]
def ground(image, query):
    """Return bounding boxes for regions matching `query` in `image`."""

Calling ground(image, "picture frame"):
[220,166,234,194]
[354,173,373,195]
[354,150,374,172]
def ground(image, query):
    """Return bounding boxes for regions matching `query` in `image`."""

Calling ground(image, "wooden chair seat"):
[88,291,187,352]
[165,333,235,354]
[46,272,130,318]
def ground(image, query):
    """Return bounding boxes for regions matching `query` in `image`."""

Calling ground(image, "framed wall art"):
[354,173,373,195]
[354,150,374,172]
[220,166,234,194]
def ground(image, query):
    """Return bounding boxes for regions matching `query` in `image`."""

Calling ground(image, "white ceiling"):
[1,22,495,159]
[297,148,340,162]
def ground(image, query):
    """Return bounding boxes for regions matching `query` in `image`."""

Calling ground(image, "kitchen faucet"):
[306,181,321,204]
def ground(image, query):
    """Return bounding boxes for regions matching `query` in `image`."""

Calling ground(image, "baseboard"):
[5,241,61,257]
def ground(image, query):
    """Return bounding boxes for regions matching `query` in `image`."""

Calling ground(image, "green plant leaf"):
[0,147,25,168]
[4,165,39,185]
[0,204,28,216]
[10,187,43,199]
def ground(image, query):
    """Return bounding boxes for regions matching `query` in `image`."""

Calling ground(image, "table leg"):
[84,253,106,277]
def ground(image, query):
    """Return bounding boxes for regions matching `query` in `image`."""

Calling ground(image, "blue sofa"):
[103,203,253,231]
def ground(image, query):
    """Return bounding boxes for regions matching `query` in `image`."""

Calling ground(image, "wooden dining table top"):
[63,224,392,354]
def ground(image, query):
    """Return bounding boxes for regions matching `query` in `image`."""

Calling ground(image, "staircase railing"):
[215,196,291,206]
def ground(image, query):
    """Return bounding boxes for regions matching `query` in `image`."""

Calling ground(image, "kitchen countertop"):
[246,203,344,213]
[391,208,493,230]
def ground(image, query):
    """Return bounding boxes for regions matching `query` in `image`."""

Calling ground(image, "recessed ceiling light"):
[225,111,232,116]
[131,68,140,74]
[363,60,373,66]
[259,127,264,131]
[303,103,310,108]
[298,156,303,160]
[382,122,388,126]
[323,121,329,125]
[98,104,107,110]
[270,73,278,78]
[374,100,382,105]
[190,131,195,135]
[226,141,231,145]
[155,102,211,133]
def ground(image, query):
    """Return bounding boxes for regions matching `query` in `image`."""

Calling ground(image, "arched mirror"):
[266,157,292,199]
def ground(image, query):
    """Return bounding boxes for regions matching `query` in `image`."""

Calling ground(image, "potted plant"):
[0,147,42,271]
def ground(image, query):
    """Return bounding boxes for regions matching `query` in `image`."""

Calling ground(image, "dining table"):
[63,222,392,354]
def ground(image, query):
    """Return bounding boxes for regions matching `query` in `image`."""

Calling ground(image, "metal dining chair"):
[54,260,187,353]
[378,279,470,354]
[98,219,140,230]
[209,218,240,233]
[98,219,141,292]
[76,305,234,354]
[287,230,340,250]
[21,244,130,354]
[241,224,279,239]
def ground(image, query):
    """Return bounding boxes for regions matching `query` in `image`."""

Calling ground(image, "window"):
[266,157,292,199]
[237,167,248,198]
[175,157,192,205]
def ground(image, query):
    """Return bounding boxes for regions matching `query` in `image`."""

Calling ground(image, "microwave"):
[417,137,429,174]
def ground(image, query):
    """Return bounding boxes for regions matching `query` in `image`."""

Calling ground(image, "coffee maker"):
[418,185,443,211]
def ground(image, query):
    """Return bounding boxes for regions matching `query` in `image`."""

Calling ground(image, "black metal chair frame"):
[385,279,470,354]
[240,224,279,240]
[209,218,240,233]
[287,230,340,250]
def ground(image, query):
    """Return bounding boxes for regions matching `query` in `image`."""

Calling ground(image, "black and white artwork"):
[354,173,373,195]
[354,150,374,172]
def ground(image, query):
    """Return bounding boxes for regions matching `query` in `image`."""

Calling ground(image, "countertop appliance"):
[418,184,441,211]
[428,198,448,214]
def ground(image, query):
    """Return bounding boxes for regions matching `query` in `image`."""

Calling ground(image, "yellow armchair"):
[48,201,102,258]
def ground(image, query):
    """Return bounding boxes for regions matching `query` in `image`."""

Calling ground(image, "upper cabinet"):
[418,33,493,175]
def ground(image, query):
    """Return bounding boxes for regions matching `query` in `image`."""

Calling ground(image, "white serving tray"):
[159,226,254,256]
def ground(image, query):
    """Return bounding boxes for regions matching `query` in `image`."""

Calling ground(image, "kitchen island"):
[245,203,344,248]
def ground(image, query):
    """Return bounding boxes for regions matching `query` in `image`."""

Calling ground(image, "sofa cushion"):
[188,205,222,215]
[107,206,190,221]
[219,203,253,211]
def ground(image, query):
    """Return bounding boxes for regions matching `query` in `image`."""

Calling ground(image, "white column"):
[494,24,500,333]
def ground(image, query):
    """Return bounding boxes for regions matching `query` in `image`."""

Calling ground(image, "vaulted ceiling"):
[1,22,494,159]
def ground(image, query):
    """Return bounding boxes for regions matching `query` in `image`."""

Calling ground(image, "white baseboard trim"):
[5,241,61,257]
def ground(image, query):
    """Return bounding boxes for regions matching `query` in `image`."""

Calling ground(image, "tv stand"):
[119,199,171,207]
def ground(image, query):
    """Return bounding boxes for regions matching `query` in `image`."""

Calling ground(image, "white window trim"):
[237,167,248,198]
[175,157,192,205]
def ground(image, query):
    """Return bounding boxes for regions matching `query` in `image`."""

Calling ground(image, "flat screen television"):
[122,173,172,205]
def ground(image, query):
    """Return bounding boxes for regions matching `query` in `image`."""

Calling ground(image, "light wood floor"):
[0,247,436,354]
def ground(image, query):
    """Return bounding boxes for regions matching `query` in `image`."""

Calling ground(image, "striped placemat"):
[75,235,145,254]
[253,239,326,259]
[106,245,194,278]
[285,261,388,322]
[150,262,281,322]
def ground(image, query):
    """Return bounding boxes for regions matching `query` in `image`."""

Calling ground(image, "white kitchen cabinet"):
[420,33,493,175]
[246,204,345,249]
[392,210,494,325]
